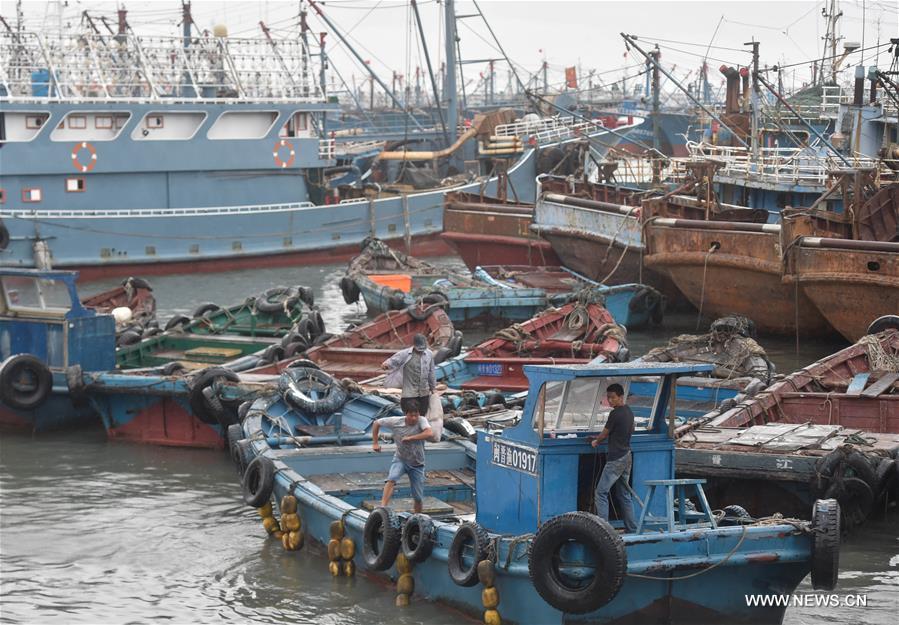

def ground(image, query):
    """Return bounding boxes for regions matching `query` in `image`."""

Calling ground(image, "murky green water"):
[1,259,896,623]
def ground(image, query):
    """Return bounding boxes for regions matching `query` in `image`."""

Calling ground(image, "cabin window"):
[298,113,308,130]
[1,276,71,312]
[146,115,164,129]
[25,115,46,129]
[207,111,278,140]
[95,115,113,130]
[22,188,42,203]
[67,115,87,130]
[66,178,86,193]
[280,112,312,138]
[115,116,127,129]
[534,376,660,434]
[131,112,205,141]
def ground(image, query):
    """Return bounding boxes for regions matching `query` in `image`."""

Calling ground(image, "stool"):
[636,478,717,534]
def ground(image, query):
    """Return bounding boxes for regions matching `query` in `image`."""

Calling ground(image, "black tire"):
[0,355,53,410]
[720,504,752,526]
[237,401,253,422]
[810,499,840,591]
[433,346,453,364]
[422,292,449,307]
[116,330,142,347]
[233,439,254,477]
[388,290,407,311]
[286,358,321,370]
[256,287,299,314]
[484,392,506,408]
[297,286,315,308]
[259,344,284,364]
[164,315,191,331]
[448,332,463,357]
[189,367,240,425]
[294,318,316,343]
[875,457,897,500]
[283,341,308,359]
[142,327,161,338]
[310,311,325,337]
[242,456,276,508]
[161,361,186,376]
[0,221,9,251]
[401,514,436,564]
[448,522,489,587]
[528,511,626,614]
[227,423,244,448]
[407,303,441,321]
[312,332,334,346]
[340,276,360,305]
[444,417,476,441]
[280,330,305,349]
[191,303,221,318]
[278,367,348,415]
[362,507,401,570]
[650,294,666,325]
[867,315,899,335]
[122,276,153,291]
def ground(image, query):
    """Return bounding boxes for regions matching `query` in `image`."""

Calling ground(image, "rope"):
[857,334,899,373]
[695,243,718,331]
[626,524,747,581]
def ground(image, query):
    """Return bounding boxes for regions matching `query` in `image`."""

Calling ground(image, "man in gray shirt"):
[372,404,433,513]
[381,333,436,415]
[590,383,637,533]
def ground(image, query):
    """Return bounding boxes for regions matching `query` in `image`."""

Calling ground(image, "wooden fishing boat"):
[437,300,628,392]
[251,304,461,381]
[676,324,899,529]
[440,190,559,270]
[781,183,899,342]
[81,276,156,325]
[232,361,840,625]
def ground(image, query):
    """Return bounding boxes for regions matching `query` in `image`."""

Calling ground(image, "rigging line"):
[762,41,890,72]
[343,0,383,37]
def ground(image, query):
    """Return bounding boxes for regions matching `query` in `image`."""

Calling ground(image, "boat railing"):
[0,29,325,103]
[319,138,336,160]
[494,115,607,143]
[0,201,316,219]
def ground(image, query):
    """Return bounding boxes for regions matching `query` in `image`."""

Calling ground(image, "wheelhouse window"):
[25,115,47,129]
[67,115,87,130]
[66,178,86,192]
[131,112,205,141]
[2,275,72,312]
[533,376,660,434]
[208,111,278,140]
[145,115,164,129]
[95,115,113,130]
[279,112,312,138]
[22,188,42,203]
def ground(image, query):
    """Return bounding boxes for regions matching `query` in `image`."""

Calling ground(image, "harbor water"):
[1,260,896,624]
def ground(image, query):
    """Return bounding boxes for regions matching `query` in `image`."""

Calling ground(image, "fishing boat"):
[251,304,461,381]
[676,322,899,530]
[440,190,559,269]
[0,268,115,431]
[233,360,841,624]
[436,300,628,392]
[81,276,156,328]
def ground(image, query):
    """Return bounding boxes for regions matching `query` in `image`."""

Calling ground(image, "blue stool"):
[636,478,717,534]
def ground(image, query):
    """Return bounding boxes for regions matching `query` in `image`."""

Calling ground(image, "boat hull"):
[644,223,833,336]
[440,231,558,269]
[786,244,899,342]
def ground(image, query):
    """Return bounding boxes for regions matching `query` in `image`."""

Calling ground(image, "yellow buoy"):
[282,513,301,532]
[395,593,410,608]
[281,532,292,551]
[482,587,500,609]
[329,561,341,577]
[327,539,341,562]
[294,531,305,551]
[272,530,284,539]
[484,609,502,625]
[262,516,280,534]
[396,573,414,596]
[329,519,345,540]
[258,502,273,518]
[395,553,412,575]
[477,560,496,587]
[339,537,355,561]
[342,560,355,577]
[280,495,298,515]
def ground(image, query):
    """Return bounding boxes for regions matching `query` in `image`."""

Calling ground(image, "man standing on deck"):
[381,333,436,416]
[372,405,433,513]
[590,383,637,533]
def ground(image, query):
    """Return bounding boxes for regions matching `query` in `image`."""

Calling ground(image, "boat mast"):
[747,40,760,162]
[444,0,458,145]
[410,0,448,143]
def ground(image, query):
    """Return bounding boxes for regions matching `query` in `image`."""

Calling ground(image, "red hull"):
[65,234,452,282]
[440,232,560,269]
[106,398,224,449]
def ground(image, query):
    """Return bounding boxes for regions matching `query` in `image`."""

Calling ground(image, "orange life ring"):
[273,139,295,168]
[71,142,97,172]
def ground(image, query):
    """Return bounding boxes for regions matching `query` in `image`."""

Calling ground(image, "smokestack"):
[868,66,878,104]
[853,65,864,107]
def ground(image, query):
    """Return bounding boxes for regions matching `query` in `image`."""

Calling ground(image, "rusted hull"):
[786,245,899,342]
[105,398,224,449]
[536,228,644,283]
[644,223,832,336]
[440,231,558,269]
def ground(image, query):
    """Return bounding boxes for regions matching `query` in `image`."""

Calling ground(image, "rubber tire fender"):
[191,302,221,319]
[401,513,436,564]
[310,310,325,338]
[810,498,840,591]
[117,330,142,347]
[233,439,254,477]
[286,358,321,370]
[867,315,899,335]
[259,344,284,364]
[312,332,334,346]
[161,361,186,376]
[433,346,453,364]
[227,423,244,448]
[189,367,240,425]
[362,506,401,571]
[242,456,276,508]
[283,341,308,359]
[340,276,360,305]
[528,511,626,614]
[278,366,348,415]
[0,354,53,410]
[719,504,752,526]
[293,318,316,343]
[387,289,407,311]
[874,457,897,499]
[256,287,300,314]
[448,522,490,587]
[296,286,315,308]
[164,315,191,331]
[444,417,477,441]
[447,332,463,357]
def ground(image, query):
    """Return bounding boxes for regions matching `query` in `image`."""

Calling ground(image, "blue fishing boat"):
[234,360,840,624]
[0,268,115,431]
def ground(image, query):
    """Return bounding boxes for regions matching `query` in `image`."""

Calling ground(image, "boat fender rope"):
[627,524,748,581]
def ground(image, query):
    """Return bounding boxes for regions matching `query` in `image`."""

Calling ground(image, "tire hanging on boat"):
[242,456,276,507]
[810,498,840,591]
[867,315,899,335]
[362,507,401,570]
[279,366,348,415]
[188,367,240,425]
[256,287,302,313]
[0,354,52,410]
[340,276,360,305]
[401,513,436,563]
[448,522,490,587]
[164,315,191,331]
[191,302,221,319]
[528,511,626,614]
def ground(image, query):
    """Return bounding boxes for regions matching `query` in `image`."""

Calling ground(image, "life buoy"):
[278,366,348,415]
[0,354,52,410]
[528,511,626,614]
[242,455,275,507]
[273,139,296,168]
[71,141,97,172]
[448,521,489,587]
[401,513,436,563]
[810,498,840,590]
[362,506,401,570]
